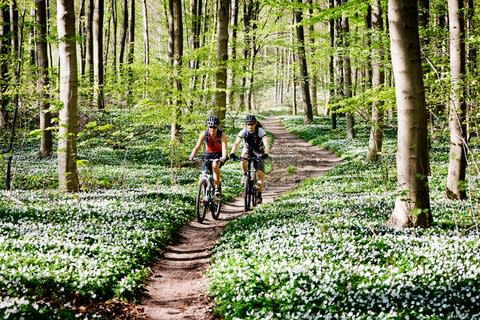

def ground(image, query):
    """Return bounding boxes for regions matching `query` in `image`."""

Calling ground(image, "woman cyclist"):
[189,115,228,198]
[229,114,270,204]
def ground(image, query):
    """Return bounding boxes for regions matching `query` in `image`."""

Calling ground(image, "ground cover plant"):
[0,111,246,319]
[208,116,480,320]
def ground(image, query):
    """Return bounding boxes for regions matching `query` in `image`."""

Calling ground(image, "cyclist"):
[229,114,270,204]
[189,115,228,199]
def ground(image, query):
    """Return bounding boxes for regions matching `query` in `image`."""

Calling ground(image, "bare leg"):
[256,170,265,192]
[212,161,221,188]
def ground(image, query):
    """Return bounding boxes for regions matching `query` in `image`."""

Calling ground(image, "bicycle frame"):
[239,156,262,211]
[193,158,222,222]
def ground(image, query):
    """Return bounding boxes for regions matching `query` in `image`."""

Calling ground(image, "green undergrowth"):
[207,116,480,320]
[0,111,248,319]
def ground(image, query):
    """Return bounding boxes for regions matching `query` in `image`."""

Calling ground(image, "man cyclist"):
[229,114,270,204]
[189,115,228,199]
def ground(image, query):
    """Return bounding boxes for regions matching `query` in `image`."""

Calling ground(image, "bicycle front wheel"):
[211,194,221,220]
[244,176,251,211]
[251,179,257,207]
[195,178,208,223]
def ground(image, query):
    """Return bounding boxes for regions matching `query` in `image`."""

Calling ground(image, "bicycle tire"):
[244,175,251,211]
[251,179,257,207]
[208,182,221,219]
[195,178,208,223]
[211,194,221,220]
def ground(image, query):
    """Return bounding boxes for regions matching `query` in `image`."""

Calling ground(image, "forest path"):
[137,116,342,319]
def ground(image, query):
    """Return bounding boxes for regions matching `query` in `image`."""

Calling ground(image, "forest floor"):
[124,116,342,319]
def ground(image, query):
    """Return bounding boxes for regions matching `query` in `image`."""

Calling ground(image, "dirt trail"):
[137,117,342,319]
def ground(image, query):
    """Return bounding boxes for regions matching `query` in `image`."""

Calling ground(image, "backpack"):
[242,126,264,152]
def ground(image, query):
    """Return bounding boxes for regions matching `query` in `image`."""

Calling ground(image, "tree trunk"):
[141,0,150,97]
[78,0,86,75]
[295,0,313,124]
[307,0,318,116]
[111,0,118,79]
[188,0,202,98]
[228,0,238,109]
[341,1,354,139]
[328,0,336,129]
[387,0,431,228]
[93,0,104,109]
[36,0,53,158]
[365,0,385,162]
[86,0,94,86]
[118,0,128,65]
[0,4,11,130]
[240,0,253,110]
[446,0,468,200]
[215,0,229,125]
[142,0,149,66]
[57,0,79,192]
[170,0,183,141]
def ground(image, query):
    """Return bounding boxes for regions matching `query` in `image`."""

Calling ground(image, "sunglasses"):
[209,126,218,129]
[246,122,255,126]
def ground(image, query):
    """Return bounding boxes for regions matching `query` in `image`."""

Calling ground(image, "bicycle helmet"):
[245,114,257,123]
[206,115,220,127]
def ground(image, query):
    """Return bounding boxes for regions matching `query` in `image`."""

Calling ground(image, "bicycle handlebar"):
[232,156,263,161]
[191,156,227,163]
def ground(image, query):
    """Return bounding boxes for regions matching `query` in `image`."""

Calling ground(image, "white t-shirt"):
[238,127,267,156]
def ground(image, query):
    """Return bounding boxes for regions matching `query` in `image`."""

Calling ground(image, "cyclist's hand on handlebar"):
[189,155,195,161]
[261,154,269,159]
[220,156,227,163]
[229,153,237,160]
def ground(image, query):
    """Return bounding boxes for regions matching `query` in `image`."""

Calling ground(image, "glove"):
[229,153,237,160]
[261,154,269,159]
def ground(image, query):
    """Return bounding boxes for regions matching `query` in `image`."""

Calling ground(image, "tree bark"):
[57,0,79,192]
[328,0,336,129]
[340,0,354,139]
[295,0,313,124]
[387,0,431,228]
[118,0,128,65]
[93,0,104,109]
[170,0,183,141]
[365,0,385,162]
[36,0,53,158]
[446,0,468,200]
[0,4,11,130]
[215,0,229,125]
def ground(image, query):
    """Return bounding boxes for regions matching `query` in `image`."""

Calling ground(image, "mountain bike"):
[193,157,223,223]
[238,155,263,212]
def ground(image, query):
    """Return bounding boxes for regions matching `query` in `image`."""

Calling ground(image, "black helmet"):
[245,114,257,123]
[206,115,220,127]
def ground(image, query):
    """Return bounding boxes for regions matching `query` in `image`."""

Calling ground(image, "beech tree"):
[93,0,104,109]
[57,0,79,192]
[36,0,53,158]
[446,0,468,200]
[365,0,385,162]
[169,0,183,141]
[295,0,313,124]
[387,0,431,228]
[215,0,229,125]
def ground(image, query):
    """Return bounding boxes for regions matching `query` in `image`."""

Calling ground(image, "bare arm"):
[230,135,242,155]
[262,135,270,155]
[221,133,228,159]
[189,132,206,160]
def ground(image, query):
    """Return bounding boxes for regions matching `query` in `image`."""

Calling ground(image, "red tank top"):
[205,130,222,153]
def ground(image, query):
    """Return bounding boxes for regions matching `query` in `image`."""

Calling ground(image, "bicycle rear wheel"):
[195,178,208,223]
